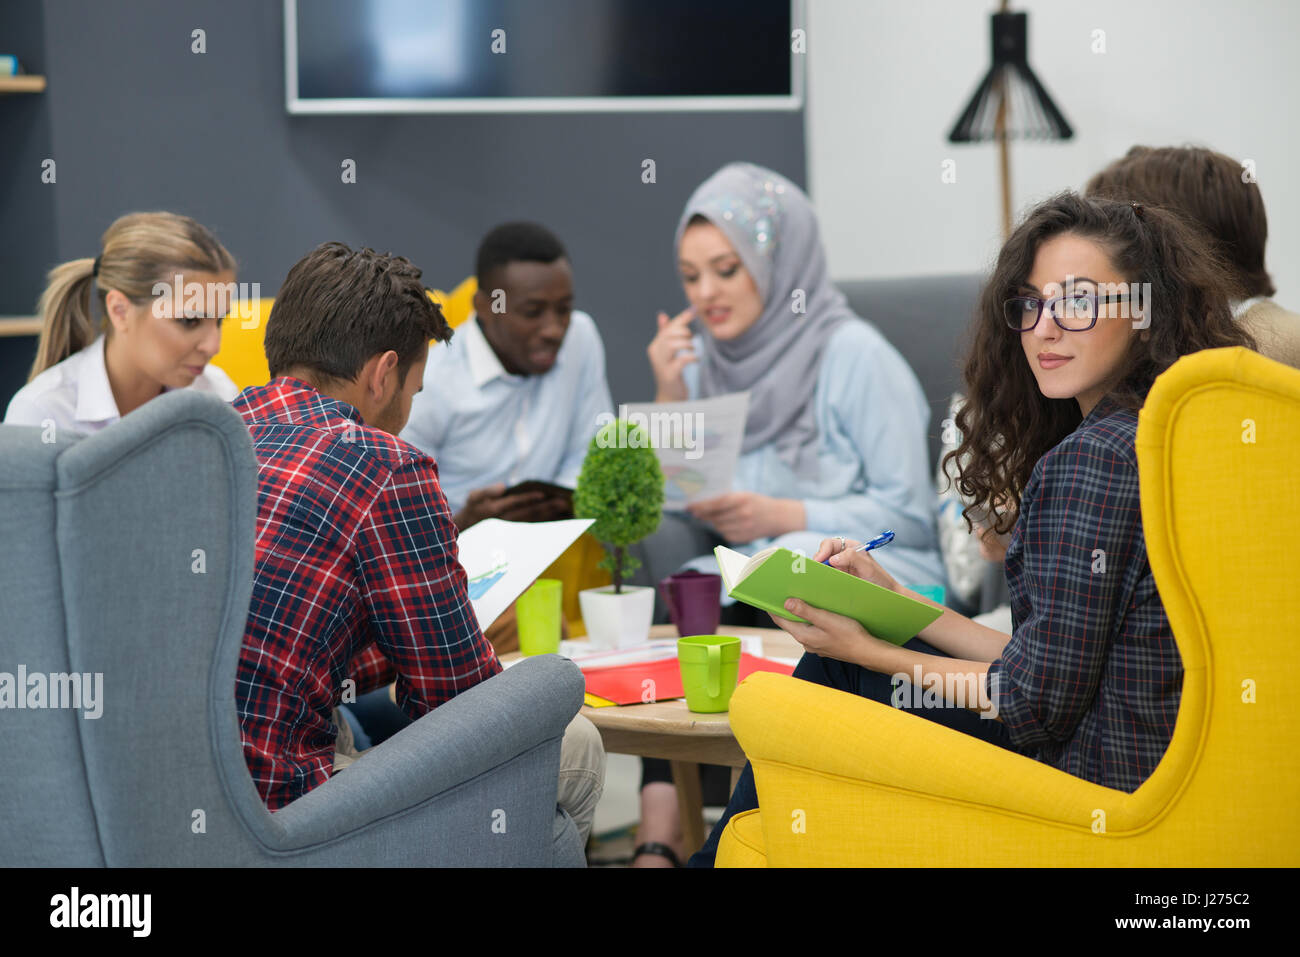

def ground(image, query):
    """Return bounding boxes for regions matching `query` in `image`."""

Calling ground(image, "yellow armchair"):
[436,276,478,330]
[719,347,1300,866]
[211,297,275,390]
[210,278,480,391]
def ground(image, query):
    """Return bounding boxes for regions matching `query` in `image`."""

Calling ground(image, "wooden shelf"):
[0,75,46,94]
[0,316,42,338]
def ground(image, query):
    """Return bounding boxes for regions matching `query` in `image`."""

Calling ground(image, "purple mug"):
[658,571,722,637]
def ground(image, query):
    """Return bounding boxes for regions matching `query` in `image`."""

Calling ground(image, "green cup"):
[677,635,742,713]
[517,579,563,656]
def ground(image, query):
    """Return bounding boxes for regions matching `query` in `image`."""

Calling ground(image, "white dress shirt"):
[1232,296,1267,319]
[400,310,614,514]
[3,334,239,435]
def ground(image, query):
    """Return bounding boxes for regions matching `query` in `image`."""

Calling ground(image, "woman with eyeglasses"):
[687,191,1255,867]
[4,212,238,435]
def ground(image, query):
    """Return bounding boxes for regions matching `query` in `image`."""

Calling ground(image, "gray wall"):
[0,1,56,396]
[0,0,806,410]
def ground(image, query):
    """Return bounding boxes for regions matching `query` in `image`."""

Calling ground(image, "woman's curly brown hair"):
[946,191,1254,535]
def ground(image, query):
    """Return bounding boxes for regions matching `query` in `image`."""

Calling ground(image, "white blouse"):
[3,335,239,435]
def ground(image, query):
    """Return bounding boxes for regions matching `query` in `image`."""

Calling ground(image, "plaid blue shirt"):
[233,378,500,810]
[989,395,1182,792]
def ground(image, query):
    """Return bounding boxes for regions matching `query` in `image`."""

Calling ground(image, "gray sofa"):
[837,274,984,471]
[837,274,1009,614]
[0,389,586,866]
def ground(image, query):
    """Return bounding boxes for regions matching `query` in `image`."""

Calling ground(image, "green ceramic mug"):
[517,579,563,656]
[677,635,742,713]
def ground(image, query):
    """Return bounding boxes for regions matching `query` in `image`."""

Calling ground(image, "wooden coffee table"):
[422,623,800,853]
[578,624,803,855]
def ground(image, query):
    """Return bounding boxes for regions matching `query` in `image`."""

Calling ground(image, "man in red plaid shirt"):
[231,242,603,842]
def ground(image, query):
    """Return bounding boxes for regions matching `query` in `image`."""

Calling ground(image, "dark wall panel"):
[4,0,806,409]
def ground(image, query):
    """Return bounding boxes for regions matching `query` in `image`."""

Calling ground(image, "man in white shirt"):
[401,222,614,530]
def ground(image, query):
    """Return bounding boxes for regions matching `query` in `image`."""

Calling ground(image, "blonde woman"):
[5,212,239,433]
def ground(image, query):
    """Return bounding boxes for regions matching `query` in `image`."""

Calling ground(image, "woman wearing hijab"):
[631,162,944,866]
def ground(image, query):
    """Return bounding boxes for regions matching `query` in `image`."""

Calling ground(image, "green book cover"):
[714,545,943,645]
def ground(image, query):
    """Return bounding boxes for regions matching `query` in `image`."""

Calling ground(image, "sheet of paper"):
[504,634,771,669]
[567,640,680,670]
[714,545,749,591]
[456,517,594,630]
[500,639,590,670]
[617,391,750,507]
[566,634,766,669]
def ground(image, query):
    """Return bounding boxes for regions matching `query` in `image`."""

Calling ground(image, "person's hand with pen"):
[819,529,894,565]
[768,533,905,667]
[687,492,805,544]
[815,531,901,591]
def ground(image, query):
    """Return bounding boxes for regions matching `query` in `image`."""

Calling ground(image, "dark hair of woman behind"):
[1087,145,1275,299]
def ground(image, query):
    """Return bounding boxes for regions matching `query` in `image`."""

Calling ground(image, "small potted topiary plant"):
[573,417,665,649]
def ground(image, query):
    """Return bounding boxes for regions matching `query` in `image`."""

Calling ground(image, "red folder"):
[582,653,796,706]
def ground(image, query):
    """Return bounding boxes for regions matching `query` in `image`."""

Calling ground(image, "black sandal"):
[633,841,683,867]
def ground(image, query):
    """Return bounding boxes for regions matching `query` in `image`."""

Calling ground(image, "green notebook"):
[714,545,943,645]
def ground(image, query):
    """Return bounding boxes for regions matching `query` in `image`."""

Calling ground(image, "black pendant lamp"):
[947,1,1074,238]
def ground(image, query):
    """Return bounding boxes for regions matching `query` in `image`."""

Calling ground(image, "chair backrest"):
[211,298,275,390]
[0,391,275,864]
[1134,347,1300,859]
[0,423,105,864]
[837,274,985,470]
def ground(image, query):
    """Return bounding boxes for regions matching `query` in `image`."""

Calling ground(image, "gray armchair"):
[0,390,586,866]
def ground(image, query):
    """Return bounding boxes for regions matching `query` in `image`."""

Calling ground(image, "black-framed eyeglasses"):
[1003,293,1131,332]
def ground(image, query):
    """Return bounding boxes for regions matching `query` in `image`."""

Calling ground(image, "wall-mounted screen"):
[286,0,802,113]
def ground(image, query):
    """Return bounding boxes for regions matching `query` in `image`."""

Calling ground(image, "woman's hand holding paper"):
[688,491,803,543]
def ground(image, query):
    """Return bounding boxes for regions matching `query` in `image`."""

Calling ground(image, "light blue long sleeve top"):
[400,310,613,515]
[683,319,946,589]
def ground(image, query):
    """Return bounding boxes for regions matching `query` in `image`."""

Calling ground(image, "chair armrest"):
[266,655,584,847]
[730,672,1137,830]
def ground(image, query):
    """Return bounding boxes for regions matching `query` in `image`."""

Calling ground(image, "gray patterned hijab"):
[675,162,854,480]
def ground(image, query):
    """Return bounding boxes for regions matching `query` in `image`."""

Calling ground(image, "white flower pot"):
[578,585,656,651]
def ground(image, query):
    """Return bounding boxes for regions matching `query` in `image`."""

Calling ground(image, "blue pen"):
[821,530,895,565]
